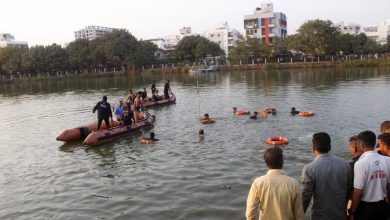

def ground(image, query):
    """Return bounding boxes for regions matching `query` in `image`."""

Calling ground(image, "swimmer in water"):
[250,111,258,120]
[290,107,300,115]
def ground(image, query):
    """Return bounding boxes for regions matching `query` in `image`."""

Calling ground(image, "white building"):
[74,26,115,40]
[149,27,192,59]
[202,22,242,57]
[244,2,287,46]
[335,22,361,35]
[180,27,192,36]
[0,33,28,48]
[363,19,390,45]
[149,38,176,59]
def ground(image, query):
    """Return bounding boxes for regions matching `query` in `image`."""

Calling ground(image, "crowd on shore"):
[246,121,390,220]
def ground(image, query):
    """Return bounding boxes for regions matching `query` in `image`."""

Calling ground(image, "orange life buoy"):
[261,107,277,113]
[299,111,315,117]
[235,110,250,115]
[140,138,156,144]
[266,136,289,145]
[201,119,215,124]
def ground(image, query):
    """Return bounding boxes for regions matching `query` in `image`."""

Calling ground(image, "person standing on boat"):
[142,88,148,100]
[114,100,125,121]
[133,93,142,123]
[93,96,113,130]
[125,89,134,110]
[151,80,157,94]
[164,80,171,99]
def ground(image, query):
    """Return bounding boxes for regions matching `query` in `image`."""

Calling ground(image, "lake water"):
[1,68,390,220]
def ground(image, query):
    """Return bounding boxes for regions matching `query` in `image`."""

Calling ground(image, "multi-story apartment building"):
[335,22,361,35]
[150,27,192,59]
[202,22,242,57]
[363,19,390,45]
[0,33,28,48]
[244,2,287,46]
[74,26,115,40]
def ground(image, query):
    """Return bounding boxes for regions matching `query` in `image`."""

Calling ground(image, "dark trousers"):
[97,117,109,130]
[355,200,387,220]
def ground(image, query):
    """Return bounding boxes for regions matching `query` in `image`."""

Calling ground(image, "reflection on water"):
[0,68,390,220]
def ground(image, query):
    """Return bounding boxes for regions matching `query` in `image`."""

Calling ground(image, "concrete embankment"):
[1,59,390,82]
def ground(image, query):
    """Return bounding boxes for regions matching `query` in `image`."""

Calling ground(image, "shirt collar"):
[316,153,330,159]
[352,155,361,161]
[360,150,377,158]
[267,169,285,175]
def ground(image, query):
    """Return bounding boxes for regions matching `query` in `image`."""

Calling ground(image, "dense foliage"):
[174,36,224,62]
[0,30,156,74]
[1,20,390,75]
[231,20,390,61]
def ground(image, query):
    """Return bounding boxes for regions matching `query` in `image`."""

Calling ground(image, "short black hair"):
[291,107,296,111]
[312,132,331,153]
[378,133,390,148]
[199,129,204,135]
[263,147,284,169]
[103,96,107,101]
[381,121,390,133]
[204,113,209,117]
[349,135,358,143]
[357,130,376,149]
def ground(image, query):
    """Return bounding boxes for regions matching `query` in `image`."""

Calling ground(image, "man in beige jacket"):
[246,147,304,220]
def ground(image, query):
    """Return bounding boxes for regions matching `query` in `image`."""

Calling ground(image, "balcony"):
[245,25,258,29]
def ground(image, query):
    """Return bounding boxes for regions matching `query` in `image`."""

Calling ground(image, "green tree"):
[101,30,139,68]
[295,19,339,56]
[66,39,91,70]
[24,46,47,73]
[45,44,68,72]
[335,34,353,55]
[125,40,156,68]
[175,36,224,62]
[0,46,26,74]
[230,38,271,62]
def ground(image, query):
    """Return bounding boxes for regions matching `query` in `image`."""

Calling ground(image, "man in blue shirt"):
[114,100,124,121]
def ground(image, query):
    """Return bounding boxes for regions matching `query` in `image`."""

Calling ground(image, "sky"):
[1,0,389,46]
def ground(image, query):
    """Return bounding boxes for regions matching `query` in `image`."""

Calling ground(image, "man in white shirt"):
[246,147,304,220]
[349,131,390,220]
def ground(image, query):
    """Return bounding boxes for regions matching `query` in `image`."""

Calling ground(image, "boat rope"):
[196,75,202,128]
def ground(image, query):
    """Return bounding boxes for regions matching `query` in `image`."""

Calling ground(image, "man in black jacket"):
[93,96,113,130]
